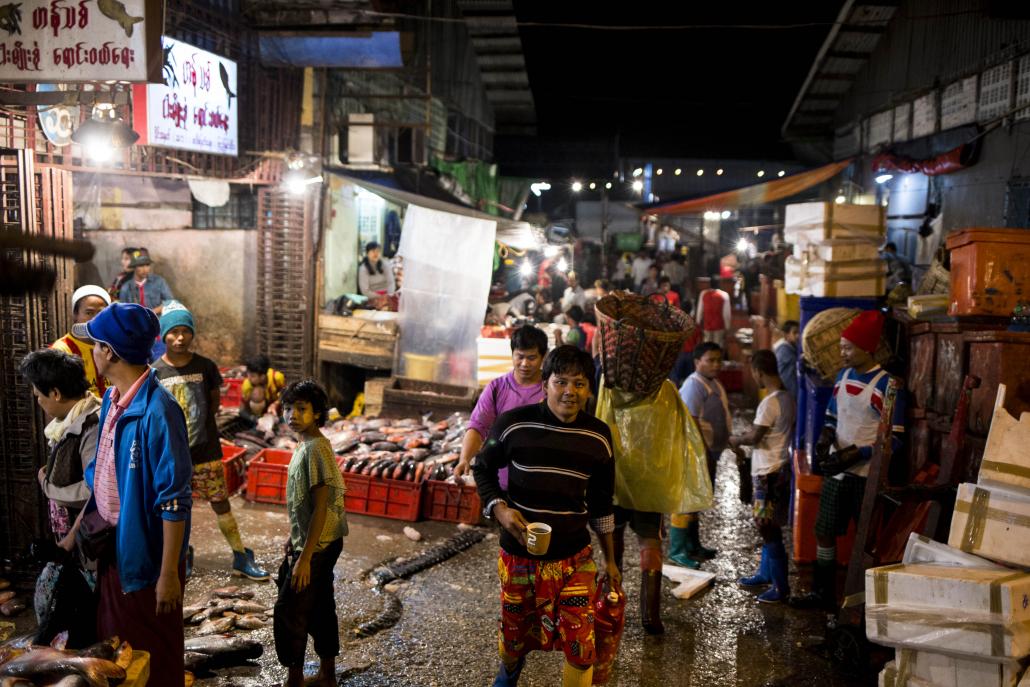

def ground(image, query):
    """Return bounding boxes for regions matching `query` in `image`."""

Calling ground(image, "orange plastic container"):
[946,228,1030,316]
[244,448,293,505]
[791,449,855,565]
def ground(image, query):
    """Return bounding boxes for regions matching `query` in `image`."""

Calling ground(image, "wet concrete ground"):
[184,448,879,687]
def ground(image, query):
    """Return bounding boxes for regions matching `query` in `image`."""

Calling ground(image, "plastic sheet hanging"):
[595,378,713,514]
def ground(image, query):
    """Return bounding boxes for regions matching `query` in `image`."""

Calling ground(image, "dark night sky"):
[500,1,847,174]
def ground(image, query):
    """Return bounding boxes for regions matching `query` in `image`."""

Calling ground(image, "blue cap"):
[159,300,195,340]
[71,302,159,365]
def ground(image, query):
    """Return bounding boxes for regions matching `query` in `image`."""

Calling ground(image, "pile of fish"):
[333,414,467,483]
[182,586,270,636]
[0,579,25,618]
[0,634,131,687]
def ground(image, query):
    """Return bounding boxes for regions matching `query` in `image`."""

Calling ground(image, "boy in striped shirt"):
[475,345,621,687]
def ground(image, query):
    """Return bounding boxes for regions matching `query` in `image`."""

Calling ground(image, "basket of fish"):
[335,414,468,522]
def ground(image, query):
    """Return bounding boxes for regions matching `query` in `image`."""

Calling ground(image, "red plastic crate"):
[245,448,293,505]
[220,378,244,409]
[421,480,481,524]
[342,472,422,522]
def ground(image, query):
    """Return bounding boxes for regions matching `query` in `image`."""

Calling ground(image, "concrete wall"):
[85,229,257,365]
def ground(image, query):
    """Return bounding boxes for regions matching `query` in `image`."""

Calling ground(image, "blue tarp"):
[259,32,404,68]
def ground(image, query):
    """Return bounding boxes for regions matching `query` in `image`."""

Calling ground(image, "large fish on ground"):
[183,635,262,672]
[0,647,125,686]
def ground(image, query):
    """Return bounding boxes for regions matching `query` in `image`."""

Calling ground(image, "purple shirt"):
[470,372,546,491]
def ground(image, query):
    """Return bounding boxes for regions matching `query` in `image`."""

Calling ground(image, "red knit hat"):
[840,310,884,354]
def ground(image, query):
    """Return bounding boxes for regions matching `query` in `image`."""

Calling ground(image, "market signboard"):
[0,0,161,82]
[132,36,238,156]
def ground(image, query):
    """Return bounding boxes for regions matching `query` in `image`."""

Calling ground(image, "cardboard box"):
[809,238,883,262]
[891,648,1026,687]
[979,385,1030,494]
[949,482,1030,569]
[785,256,886,297]
[865,563,1030,660]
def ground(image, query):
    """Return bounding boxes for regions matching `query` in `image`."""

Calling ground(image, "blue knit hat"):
[159,300,195,340]
[71,303,159,365]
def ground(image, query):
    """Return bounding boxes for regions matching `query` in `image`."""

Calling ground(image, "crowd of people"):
[19,235,902,686]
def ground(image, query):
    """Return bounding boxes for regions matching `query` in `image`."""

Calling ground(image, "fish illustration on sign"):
[97,0,143,37]
[219,62,236,110]
[162,43,178,88]
[0,3,21,36]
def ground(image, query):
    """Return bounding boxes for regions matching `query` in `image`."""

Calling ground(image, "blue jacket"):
[118,274,174,311]
[85,370,192,593]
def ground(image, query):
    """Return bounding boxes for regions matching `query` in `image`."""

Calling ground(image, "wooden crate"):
[381,377,478,420]
[363,377,391,417]
[317,312,398,371]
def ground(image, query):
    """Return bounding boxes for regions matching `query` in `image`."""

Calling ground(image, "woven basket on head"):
[802,307,892,380]
[595,293,696,396]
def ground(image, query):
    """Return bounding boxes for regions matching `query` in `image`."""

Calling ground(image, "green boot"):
[667,526,701,569]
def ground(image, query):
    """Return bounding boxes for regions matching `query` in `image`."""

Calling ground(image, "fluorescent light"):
[721,210,731,219]
[632,168,643,177]
[696,169,704,176]
[530,181,552,197]
[674,168,682,175]
[716,168,724,175]
[875,173,893,184]
[756,170,765,178]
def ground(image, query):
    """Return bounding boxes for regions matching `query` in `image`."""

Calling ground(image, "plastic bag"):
[595,378,713,514]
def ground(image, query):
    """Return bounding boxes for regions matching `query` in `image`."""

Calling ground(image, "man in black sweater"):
[475,345,621,687]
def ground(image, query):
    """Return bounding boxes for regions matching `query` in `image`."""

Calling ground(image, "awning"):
[259,32,407,68]
[643,159,853,216]
[329,172,543,251]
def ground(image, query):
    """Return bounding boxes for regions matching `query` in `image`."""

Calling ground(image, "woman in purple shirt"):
[454,326,548,488]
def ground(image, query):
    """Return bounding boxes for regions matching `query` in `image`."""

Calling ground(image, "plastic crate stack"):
[783,201,887,298]
[865,384,1030,687]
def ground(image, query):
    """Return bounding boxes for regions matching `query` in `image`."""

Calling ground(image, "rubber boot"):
[492,657,525,687]
[791,562,836,610]
[640,570,665,635]
[185,545,194,580]
[666,527,701,569]
[757,543,790,604]
[232,549,270,581]
[689,518,717,559]
[738,544,771,587]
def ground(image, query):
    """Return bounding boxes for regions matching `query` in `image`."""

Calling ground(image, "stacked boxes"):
[868,385,1030,686]
[783,202,887,297]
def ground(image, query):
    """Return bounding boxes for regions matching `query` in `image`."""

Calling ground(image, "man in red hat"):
[801,310,904,610]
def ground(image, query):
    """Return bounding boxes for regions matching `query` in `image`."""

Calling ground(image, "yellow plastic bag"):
[595,378,713,514]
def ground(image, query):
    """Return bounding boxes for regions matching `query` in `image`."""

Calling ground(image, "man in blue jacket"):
[74,303,192,687]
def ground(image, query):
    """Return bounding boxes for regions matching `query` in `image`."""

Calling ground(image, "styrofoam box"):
[865,563,1030,660]
[902,533,1005,569]
[785,257,886,298]
[895,648,1026,687]
[784,201,885,243]
[878,661,935,687]
[978,385,1030,493]
[809,238,882,262]
[949,482,1030,569]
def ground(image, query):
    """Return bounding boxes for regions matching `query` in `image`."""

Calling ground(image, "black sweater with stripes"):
[474,402,615,560]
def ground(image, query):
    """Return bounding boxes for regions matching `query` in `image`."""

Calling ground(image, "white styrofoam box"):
[978,384,1030,493]
[865,563,1030,660]
[784,201,885,243]
[808,238,882,262]
[895,648,1026,687]
[785,256,886,298]
[878,661,936,687]
[949,482,1030,569]
[902,533,1005,569]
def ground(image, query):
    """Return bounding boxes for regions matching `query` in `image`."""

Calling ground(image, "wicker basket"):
[802,308,892,380]
[595,293,696,396]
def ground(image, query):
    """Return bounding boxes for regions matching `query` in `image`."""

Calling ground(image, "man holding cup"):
[474,345,621,687]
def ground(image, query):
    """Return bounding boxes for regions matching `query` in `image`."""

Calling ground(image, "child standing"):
[729,350,795,603]
[673,342,732,567]
[275,380,348,687]
[152,303,269,581]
